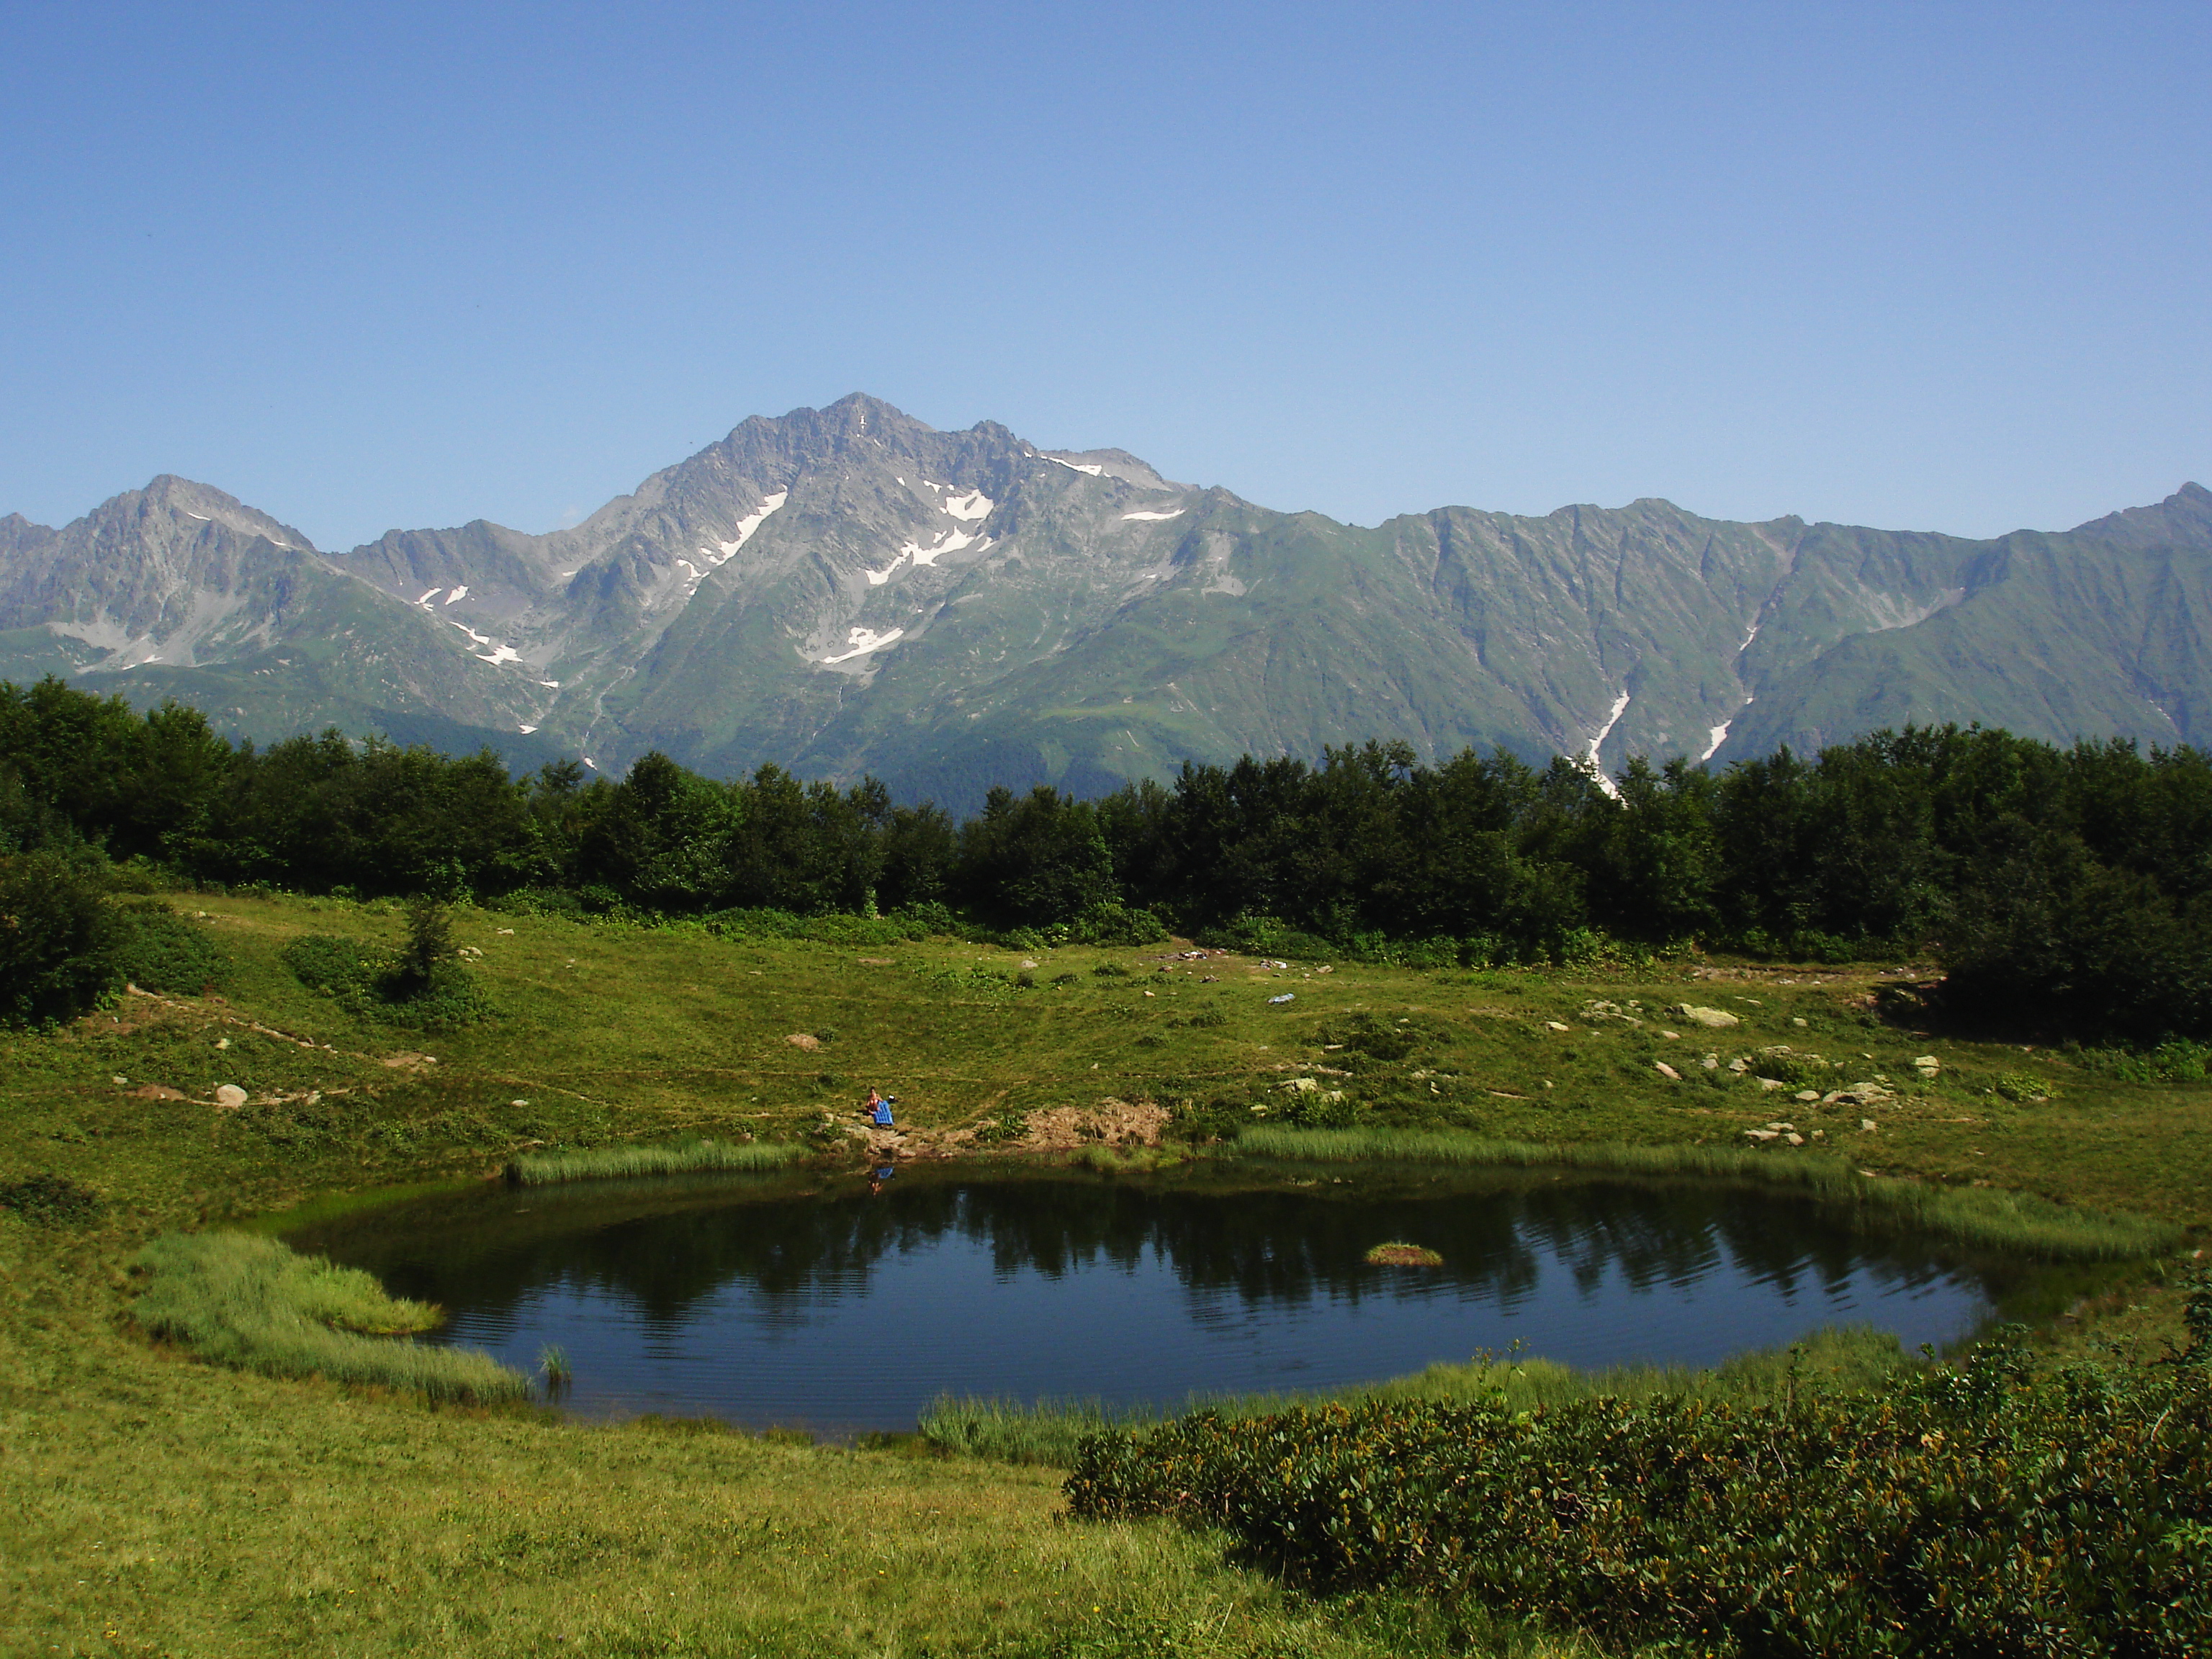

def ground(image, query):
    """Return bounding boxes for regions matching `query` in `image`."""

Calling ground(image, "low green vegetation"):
[507,1136,803,1184]
[925,1327,1916,1467]
[130,1231,526,1402]
[1068,1312,2212,1655]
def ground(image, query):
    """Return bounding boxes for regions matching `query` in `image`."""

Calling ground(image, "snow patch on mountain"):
[697,491,789,569]
[1122,509,1184,522]
[444,586,469,605]
[416,588,443,606]
[867,526,982,585]
[1584,691,1630,800]
[1046,457,1105,477]
[943,490,992,521]
[821,626,905,665]
[443,614,522,667]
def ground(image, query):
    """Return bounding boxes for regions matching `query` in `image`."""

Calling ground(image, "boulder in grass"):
[1671,1004,1742,1028]
[785,1033,821,1051]
[1364,1241,1444,1267]
[213,1084,247,1108]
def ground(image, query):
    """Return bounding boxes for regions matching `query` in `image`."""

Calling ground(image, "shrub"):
[281,932,495,1030]
[1195,913,1336,961]
[109,901,229,994]
[1069,902,1169,946]
[1313,1012,1447,1064]
[1068,1332,2212,1656]
[0,1172,102,1225]
[0,851,120,1025]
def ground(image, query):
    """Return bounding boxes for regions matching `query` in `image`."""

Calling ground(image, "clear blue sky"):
[3,1,2206,549]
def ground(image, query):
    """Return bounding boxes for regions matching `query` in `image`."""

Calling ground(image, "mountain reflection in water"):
[295,1167,2010,1434]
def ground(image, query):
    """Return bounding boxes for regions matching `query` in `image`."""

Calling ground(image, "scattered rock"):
[1783,1132,1805,1146]
[1743,1128,1780,1142]
[213,1084,248,1109]
[1728,1057,1749,1074]
[1766,1121,1796,1133]
[1654,1061,1681,1080]
[495,927,515,935]
[1580,999,1645,1026]
[111,1074,127,1086]
[1794,1089,1820,1103]
[785,1033,822,1051]
[1267,993,1295,1004]
[215,1037,230,1050]
[1757,1078,1784,1091]
[1020,959,1038,970]
[1281,1076,1319,1093]
[1661,1030,1681,1040]
[1861,1118,1879,1132]
[1791,1017,1808,1028]
[1545,1021,1570,1033]
[510,1099,529,1107]
[1671,1004,1741,1028]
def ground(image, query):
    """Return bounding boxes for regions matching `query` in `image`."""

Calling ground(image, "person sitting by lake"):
[863,1087,895,1128]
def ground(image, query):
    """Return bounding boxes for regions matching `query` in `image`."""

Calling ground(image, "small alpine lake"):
[289,1161,2067,1435]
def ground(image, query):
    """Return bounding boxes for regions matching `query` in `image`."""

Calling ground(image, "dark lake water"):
[292,1164,2031,1434]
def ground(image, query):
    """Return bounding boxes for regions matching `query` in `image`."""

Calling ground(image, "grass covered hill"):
[4,886,2209,1654]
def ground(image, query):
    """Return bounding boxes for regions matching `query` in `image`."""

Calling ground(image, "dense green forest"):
[2,675,2207,1041]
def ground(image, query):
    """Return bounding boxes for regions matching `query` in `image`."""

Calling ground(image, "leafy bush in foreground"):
[1069,1326,2212,1657]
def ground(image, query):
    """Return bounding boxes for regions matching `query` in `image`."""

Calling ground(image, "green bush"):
[1313,1012,1447,1064]
[1068,901,1169,946]
[281,932,495,1029]
[109,901,230,994]
[0,851,120,1025]
[1068,1328,2212,1656]
[0,1171,102,1225]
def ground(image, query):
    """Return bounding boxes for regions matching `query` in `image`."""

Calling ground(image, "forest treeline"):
[1,675,2207,1041]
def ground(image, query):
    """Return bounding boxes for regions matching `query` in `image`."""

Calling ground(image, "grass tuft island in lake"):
[4,885,2208,1655]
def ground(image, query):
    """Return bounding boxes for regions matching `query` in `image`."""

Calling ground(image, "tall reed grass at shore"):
[132,1232,527,1402]
[1231,1127,2175,1260]
[506,1138,803,1186]
[922,1326,1912,1465]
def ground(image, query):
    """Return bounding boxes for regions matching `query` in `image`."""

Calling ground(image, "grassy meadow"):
[4,891,2208,1655]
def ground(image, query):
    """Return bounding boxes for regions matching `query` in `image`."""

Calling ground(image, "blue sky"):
[3,1,2206,549]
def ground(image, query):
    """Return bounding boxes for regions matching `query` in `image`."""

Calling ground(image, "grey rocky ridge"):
[1,394,2206,807]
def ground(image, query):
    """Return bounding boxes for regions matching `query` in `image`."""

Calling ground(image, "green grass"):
[505,1136,804,1185]
[922,1326,1917,1465]
[1,889,2207,1655]
[1235,1126,2177,1259]
[130,1231,528,1402]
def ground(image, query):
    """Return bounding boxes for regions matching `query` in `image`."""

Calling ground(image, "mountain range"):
[2,393,2206,808]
